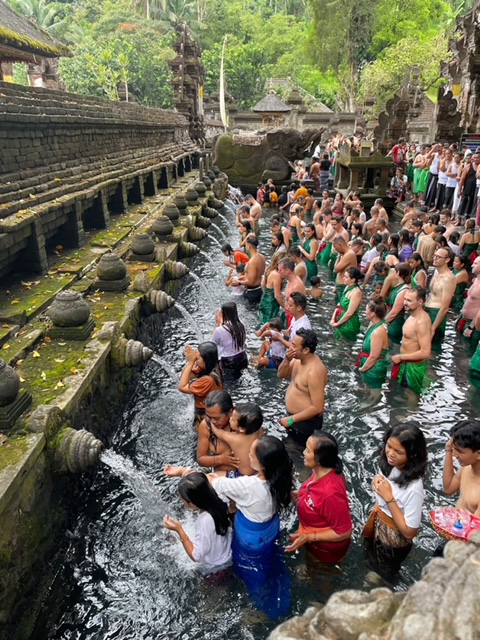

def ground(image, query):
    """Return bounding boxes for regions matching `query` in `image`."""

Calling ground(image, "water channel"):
[36,202,480,639]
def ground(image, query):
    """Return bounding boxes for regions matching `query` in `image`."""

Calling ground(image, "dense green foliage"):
[5,0,477,114]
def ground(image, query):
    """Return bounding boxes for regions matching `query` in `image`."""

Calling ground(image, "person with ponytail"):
[210,435,294,617]
[178,342,223,425]
[286,432,353,564]
[211,301,248,376]
[163,472,232,572]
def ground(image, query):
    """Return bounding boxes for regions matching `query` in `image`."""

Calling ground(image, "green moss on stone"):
[0,435,29,472]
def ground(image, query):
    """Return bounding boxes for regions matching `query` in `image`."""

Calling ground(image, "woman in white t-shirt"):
[211,301,248,376]
[163,472,232,573]
[363,423,428,578]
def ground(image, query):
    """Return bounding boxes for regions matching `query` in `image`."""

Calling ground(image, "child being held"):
[252,317,287,369]
[209,402,264,477]
[225,263,245,296]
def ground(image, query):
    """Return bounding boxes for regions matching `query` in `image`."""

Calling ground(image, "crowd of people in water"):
[161,142,480,618]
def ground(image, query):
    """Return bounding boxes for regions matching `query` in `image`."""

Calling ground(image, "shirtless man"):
[401,200,419,230]
[374,198,389,222]
[443,420,480,517]
[333,236,357,302]
[363,206,381,239]
[391,287,432,394]
[196,390,239,473]
[209,402,264,477]
[277,328,327,446]
[425,246,456,342]
[460,256,480,339]
[277,256,306,302]
[245,194,262,229]
[240,236,266,304]
[288,246,308,283]
[309,158,320,191]
[439,208,456,240]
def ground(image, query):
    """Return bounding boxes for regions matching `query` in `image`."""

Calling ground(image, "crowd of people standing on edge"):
[161,141,480,618]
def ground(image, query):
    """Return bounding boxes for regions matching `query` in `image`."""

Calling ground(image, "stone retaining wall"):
[0,82,201,279]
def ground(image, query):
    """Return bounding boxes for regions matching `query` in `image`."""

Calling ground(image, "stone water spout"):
[195,213,212,229]
[208,195,224,209]
[201,204,219,219]
[179,240,200,258]
[188,225,207,242]
[147,290,175,313]
[164,259,190,280]
[0,358,32,430]
[56,427,104,473]
[112,337,153,367]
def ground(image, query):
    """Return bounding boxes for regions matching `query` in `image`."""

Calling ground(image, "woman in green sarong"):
[331,267,364,340]
[298,223,319,284]
[469,327,480,388]
[452,255,470,313]
[357,295,389,388]
[408,253,427,289]
[384,263,411,343]
[459,218,480,264]
[258,252,283,326]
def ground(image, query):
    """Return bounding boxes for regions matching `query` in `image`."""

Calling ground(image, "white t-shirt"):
[269,331,286,358]
[192,511,232,571]
[376,467,424,529]
[360,247,379,270]
[211,325,245,358]
[290,314,312,341]
[230,276,245,296]
[214,475,275,523]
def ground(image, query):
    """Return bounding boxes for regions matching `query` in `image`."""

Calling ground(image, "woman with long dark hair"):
[408,252,427,289]
[211,301,248,376]
[331,267,364,340]
[381,262,411,343]
[299,223,319,283]
[211,435,294,617]
[286,432,352,564]
[363,423,428,578]
[178,342,223,425]
[357,295,389,389]
[163,472,232,572]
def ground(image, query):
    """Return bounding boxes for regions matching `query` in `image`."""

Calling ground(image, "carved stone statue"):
[214,127,323,185]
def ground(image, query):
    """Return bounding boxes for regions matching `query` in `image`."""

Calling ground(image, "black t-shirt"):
[320,159,331,171]
[278,194,288,207]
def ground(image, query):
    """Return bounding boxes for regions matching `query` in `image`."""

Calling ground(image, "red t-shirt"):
[297,470,352,564]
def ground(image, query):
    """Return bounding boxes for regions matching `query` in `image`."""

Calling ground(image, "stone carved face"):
[266,128,324,158]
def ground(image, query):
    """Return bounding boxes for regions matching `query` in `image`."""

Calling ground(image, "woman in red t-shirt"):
[178,342,223,426]
[286,431,353,564]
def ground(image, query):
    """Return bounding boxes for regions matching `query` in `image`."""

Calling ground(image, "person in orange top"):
[178,342,223,426]
[294,182,309,200]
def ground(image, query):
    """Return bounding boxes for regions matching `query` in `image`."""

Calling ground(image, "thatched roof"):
[253,90,291,113]
[0,0,70,63]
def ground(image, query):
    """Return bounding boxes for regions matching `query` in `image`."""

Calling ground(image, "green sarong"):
[357,323,389,388]
[392,360,428,395]
[303,238,318,283]
[469,341,480,388]
[426,307,447,344]
[387,284,407,343]
[258,287,281,325]
[335,283,346,305]
[334,285,361,340]
[319,241,332,267]
[452,271,468,312]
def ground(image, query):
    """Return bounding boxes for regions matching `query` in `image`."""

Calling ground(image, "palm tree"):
[7,0,66,31]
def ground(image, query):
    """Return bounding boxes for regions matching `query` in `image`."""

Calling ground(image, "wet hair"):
[310,431,343,473]
[394,262,412,284]
[379,423,428,488]
[279,257,295,272]
[429,213,440,225]
[205,390,233,414]
[367,294,387,319]
[255,436,294,512]
[310,276,321,287]
[346,267,364,283]
[221,243,233,254]
[374,260,388,276]
[371,233,382,247]
[409,252,425,269]
[235,262,245,273]
[412,219,424,230]
[388,233,400,256]
[272,230,284,245]
[197,342,223,386]
[290,291,307,310]
[409,286,426,303]
[178,472,230,536]
[376,243,388,255]
[246,236,258,248]
[288,245,302,258]
[399,228,412,244]
[449,231,460,245]
[465,218,476,231]
[323,208,333,217]
[434,225,446,235]
[220,301,246,351]
[296,327,317,353]
[352,222,363,236]
[436,235,448,248]
[454,254,470,272]
[240,219,252,232]
[440,208,452,219]
[333,235,348,245]
[305,222,317,237]
[451,420,480,451]
[268,317,284,332]
[234,402,263,434]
